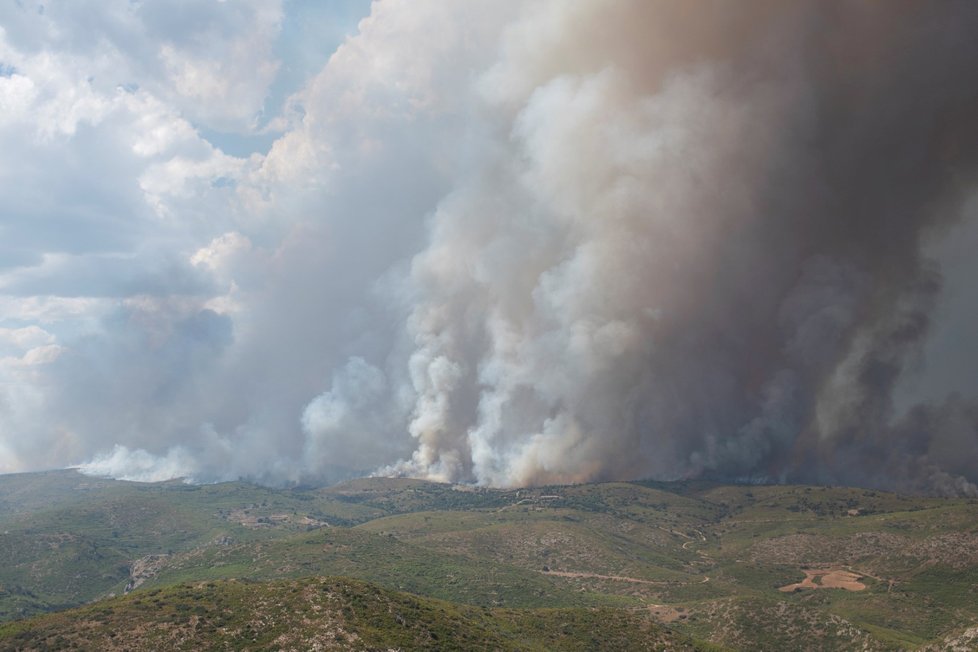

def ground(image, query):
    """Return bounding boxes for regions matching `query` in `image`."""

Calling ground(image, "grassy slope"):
[339,480,978,650]
[0,471,386,620]
[2,471,978,649]
[140,526,637,609]
[681,485,978,649]
[0,576,704,652]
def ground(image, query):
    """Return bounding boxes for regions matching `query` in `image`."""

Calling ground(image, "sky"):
[1,1,978,494]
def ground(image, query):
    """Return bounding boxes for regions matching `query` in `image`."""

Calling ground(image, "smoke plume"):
[374,0,978,492]
[3,1,978,493]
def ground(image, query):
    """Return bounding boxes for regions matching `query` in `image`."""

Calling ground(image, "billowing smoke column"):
[6,1,978,494]
[370,0,978,491]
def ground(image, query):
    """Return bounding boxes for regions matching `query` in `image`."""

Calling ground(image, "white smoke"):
[77,445,198,483]
[390,62,801,485]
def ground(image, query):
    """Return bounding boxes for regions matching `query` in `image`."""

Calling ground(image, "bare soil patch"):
[778,568,866,593]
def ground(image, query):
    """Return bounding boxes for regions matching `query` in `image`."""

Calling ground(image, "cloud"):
[0,325,55,350]
[0,0,284,132]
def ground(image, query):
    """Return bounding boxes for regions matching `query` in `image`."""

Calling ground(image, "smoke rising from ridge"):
[4,1,978,493]
[372,0,978,492]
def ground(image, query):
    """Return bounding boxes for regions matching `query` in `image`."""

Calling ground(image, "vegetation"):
[0,577,700,651]
[1,470,977,649]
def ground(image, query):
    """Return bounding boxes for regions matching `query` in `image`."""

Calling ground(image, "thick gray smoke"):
[370,0,978,492]
[4,1,978,493]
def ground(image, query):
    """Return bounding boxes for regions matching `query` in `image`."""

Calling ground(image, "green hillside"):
[0,576,701,651]
[1,470,977,649]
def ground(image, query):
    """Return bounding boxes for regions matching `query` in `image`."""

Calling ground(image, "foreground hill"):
[1,470,978,649]
[0,576,699,651]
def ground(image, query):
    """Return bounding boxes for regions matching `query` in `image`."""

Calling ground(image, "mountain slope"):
[2,471,978,649]
[0,576,703,651]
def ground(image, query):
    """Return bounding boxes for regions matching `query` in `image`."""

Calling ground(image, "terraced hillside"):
[1,470,978,649]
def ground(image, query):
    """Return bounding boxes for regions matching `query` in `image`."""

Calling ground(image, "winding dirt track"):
[541,570,709,585]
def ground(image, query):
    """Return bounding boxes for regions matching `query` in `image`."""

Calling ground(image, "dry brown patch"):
[778,568,866,592]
